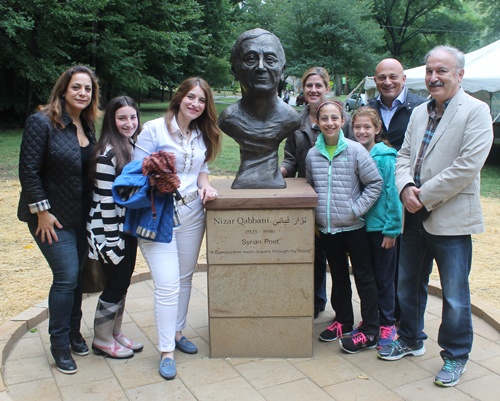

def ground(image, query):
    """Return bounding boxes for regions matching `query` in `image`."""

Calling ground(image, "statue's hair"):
[230,28,285,68]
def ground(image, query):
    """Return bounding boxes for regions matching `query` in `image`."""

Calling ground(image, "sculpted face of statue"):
[232,31,285,96]
[220,29,299,189]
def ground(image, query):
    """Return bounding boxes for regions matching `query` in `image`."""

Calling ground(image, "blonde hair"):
[301,67,329,90]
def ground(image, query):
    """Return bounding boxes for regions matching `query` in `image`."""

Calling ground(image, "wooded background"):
[1,0,498,126]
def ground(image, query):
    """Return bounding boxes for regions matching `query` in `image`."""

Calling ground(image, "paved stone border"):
[0,269,498,398]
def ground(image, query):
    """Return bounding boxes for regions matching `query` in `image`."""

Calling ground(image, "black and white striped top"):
[87,144,132,265]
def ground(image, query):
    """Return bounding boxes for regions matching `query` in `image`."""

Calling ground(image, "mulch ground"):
[1,179,499,325]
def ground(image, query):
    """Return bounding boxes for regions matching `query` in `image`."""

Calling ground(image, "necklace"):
[177,123,190,138]
[175,122,195,173]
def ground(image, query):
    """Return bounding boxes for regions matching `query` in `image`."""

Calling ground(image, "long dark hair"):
[40,65,100,132]
[89,96,140,184]
[165,77,221,162]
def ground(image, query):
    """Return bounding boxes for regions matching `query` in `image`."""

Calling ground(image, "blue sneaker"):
[377,325,398,350]
[175,336,198,354]
[434,358,466,387]
[159,357,176,380]
[350,321,363,337]
[377,338,425,361]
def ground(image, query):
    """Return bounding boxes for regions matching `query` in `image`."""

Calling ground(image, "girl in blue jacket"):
[352,106,402,350]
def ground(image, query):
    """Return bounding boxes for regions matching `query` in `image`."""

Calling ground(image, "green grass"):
[0,130,22,179]
[481,165,500,198]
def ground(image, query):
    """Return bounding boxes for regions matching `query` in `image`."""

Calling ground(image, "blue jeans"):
[398,213,473,362]
[28,221,88,348]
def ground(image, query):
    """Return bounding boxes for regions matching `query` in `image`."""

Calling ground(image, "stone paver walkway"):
[3,272,500,401]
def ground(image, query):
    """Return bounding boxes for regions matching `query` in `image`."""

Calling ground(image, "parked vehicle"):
[344,93,367,111]
[296,93,307,106]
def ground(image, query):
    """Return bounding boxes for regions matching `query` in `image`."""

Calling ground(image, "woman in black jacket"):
[18,65,100,374]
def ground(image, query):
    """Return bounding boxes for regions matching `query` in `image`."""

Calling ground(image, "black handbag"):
[82,256,107,293]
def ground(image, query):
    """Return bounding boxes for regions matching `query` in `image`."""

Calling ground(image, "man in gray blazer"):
[377,45,493,387]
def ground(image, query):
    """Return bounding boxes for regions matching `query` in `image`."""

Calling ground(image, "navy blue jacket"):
[368,90,428,150]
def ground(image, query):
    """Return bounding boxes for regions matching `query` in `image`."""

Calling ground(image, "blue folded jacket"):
[112,159,177,243]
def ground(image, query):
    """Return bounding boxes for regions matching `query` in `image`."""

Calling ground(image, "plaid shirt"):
[413,99,450,187]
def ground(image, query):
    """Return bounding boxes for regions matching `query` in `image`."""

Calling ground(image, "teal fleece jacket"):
[364,143,402,238]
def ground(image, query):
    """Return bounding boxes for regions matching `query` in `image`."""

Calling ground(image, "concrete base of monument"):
[205,178,318,358]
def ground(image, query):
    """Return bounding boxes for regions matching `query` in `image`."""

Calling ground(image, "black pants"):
[100,235,138,304]
[367,231,397,326]
[320,227,379,336]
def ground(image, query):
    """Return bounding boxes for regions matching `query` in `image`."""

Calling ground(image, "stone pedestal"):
[205,178,317,358]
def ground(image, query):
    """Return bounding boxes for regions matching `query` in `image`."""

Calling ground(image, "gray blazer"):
[395,88,493,235]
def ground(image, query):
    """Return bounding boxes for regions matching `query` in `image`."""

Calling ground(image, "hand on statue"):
[199,185,219,204]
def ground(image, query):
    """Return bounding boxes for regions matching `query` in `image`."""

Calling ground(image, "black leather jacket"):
[368,89,428,151]
[18,110,96,228]
[281,105,352,178]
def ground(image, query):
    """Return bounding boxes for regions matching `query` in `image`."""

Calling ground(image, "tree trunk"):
[24,17,39,125]
[24,80,34,125]
[334,74,342,96]
[90,21,98,68]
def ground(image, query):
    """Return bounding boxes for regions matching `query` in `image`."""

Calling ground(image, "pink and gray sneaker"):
[377,325,398,349]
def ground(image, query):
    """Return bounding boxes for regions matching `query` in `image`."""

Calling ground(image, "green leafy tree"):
[480,0,500,42]
[271,0,384,89]
[371,0,486,66]
[0,0,102,123]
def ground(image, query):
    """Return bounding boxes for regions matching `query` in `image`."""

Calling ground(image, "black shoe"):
[69,333,89,356]
[340,332,377,354]
[314,305,326,319]
[319,321,352,341]
[51,346,78,374]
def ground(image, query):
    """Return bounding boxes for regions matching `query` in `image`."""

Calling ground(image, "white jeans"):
[138,198,205,352]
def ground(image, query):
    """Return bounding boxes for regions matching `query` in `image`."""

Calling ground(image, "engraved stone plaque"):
[206,209,314,265]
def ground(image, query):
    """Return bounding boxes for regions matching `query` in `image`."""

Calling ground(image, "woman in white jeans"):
[133,77,221,380]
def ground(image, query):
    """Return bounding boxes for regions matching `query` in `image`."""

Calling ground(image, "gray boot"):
[92,298,134,359]
[113,295,144,352]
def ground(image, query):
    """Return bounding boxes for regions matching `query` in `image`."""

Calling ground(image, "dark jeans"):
[394,235,401,321]
[314,234,327,311]
[320,227,379,336]
[28,220,88,349]
[100,235,138,304]
[398,212,473,362]
[367,231,397,326]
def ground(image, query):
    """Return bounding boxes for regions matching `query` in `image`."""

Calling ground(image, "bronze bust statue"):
[218,28,300,189]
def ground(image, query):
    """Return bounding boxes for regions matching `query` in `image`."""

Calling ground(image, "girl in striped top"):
[87,96,142,359]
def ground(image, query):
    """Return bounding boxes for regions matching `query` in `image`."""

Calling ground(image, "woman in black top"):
[18,65,100,374]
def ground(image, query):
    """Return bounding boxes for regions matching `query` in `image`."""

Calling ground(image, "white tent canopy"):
[365,39,500,94]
